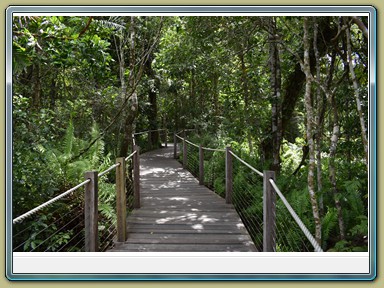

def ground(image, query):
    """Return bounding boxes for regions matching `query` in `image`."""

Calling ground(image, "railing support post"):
[133,145,141,208]
[263,170,276,252]
[173,133,177,159]
[84,171,98,252]
[225,147,233,204]
[199,144,204,185]
[116,157,126,242]
[165,129,168,148]
[148,131,152,150]
[182,137,187,168]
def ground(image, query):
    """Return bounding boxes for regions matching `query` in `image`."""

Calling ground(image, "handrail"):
[12,179,91,224]
[229,150,263,177]
[174,130,321,252]
[98,163,120,178]
[125,150,137,162]
[175,131,224,152]
[202,147,225,152]
[269,178,323,252]
[184,139,199,148]
[134,128,167,136]
[175,134,184,140]
[13,151,138,225]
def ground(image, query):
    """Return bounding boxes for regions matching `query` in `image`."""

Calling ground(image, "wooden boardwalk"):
[108,145,256,252]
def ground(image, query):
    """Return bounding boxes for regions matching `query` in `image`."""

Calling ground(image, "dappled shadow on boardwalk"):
[109,144,257,252]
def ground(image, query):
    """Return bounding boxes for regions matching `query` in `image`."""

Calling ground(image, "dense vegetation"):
[12,16,369,252]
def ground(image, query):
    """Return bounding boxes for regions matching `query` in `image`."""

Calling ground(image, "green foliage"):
[12,15,368,253]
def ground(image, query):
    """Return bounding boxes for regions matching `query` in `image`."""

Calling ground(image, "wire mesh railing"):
[172,131,323,252]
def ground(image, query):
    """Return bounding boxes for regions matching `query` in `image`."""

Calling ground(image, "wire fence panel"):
[13,193,86,252]
[273,198,312,251]
[98,157,135,252]
[186,143,199,178]
[231,157,264,251]
[203,149,226,199]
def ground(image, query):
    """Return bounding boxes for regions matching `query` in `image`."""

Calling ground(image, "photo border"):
[5,5,377,281]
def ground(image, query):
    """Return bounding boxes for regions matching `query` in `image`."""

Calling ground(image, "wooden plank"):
[124,233,253,243]
[107,145,257,252]
[111,243,256,252]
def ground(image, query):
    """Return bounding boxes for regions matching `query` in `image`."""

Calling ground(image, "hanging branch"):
[78,16,93,38]
[344,17,369,168]
[70,17,164,161]
[350,16,368,39]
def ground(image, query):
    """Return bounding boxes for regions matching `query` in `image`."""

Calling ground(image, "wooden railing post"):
[183,137,187,168]
[165,129,168,147]
[84,171,98,252]
[133,145,140,208]
[116,157,126,242]
[173,133,177,159]
[148,131,152,150]
[263,170,276,252]
[199,144,204,185]
[225,147,233,204]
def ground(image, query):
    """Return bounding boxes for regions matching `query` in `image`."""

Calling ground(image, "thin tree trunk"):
[239,51,254,155]
[269,17,282,172]
[328,89,346,241]
[303,17,322,245]
[344,17,369,168]
[313,17,324,216]
[119,16,138,157]
[32,63,41,109]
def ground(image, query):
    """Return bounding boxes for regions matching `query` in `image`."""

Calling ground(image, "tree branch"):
[350,16,368,38]
[78,16,93,38]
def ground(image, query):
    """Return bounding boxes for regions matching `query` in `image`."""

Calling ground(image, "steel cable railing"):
[202,148,226,198]
[13,128,168,252]
[231,156,264,251]
[270,179,323,252]
[133,128,168,153]
[12,147,139,252]
[173,131,323,252]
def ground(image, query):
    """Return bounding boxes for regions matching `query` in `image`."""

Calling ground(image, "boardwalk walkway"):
[108,145,256,252]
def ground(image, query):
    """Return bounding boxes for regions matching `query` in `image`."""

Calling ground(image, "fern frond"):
[322,208,338,244]
[93,19,125,31]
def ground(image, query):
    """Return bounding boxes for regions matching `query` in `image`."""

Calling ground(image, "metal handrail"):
[185,139,199,148]
[229,150,263,177]
[269,178,323,252]
[13,151,138,225]
[12,179,91,224]
[133,128,167,136]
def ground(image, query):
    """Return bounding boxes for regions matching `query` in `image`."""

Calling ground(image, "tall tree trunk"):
[313,17,324,216]
[32,63,41,109]
[49,75,57,109]
[145,54,159,146]
[269,17,282,172]
[328,85,346,241]
[344,17,369,168]
[239,51,254,155]
[119,16,138,157]
[303,17,322,245]
[212,72,219,130]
